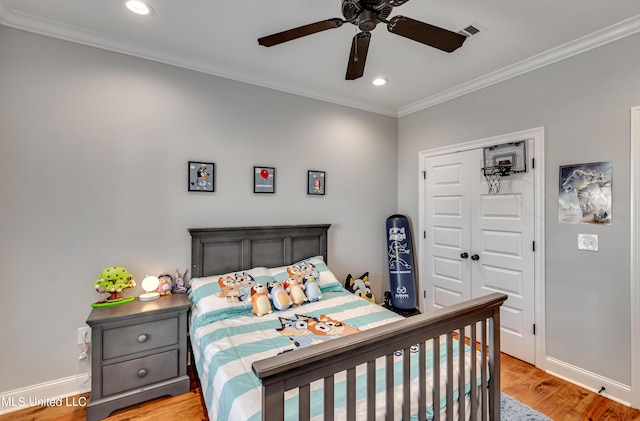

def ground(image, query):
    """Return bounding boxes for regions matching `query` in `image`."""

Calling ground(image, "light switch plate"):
[578,234,598,251]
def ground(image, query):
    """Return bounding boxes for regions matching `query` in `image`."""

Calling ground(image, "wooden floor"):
[3,354,640,420]
[501,354,640,421]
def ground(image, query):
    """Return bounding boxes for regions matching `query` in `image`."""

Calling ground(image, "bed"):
[188,224,506,421]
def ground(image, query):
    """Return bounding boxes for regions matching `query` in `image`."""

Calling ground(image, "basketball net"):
[482,166,509,194]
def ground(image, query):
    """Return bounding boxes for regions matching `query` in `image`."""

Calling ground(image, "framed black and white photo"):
[254,166,275,193]
[307,170,325,195]
[188,161,214,192]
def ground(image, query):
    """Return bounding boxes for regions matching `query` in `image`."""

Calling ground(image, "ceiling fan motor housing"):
[358,9,378,31]
[342,0,393,30]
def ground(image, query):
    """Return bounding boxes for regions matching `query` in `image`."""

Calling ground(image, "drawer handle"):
[137,334,148,343]
[137,369,147,378]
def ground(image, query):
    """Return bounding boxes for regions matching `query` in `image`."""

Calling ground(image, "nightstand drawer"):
[103,318,178,360]
[102,350,178,396]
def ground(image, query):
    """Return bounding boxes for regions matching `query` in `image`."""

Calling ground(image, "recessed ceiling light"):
[125,0,154,16]
[372,78,388,86]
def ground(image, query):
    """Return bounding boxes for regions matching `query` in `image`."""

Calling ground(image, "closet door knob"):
[471,254,480,261]
[460,252,469,259]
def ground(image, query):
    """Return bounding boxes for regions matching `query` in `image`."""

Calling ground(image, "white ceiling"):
[1,0,640,116]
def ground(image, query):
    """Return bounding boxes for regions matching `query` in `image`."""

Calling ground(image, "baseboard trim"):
[0,372,91,415]
[545,356,631,406]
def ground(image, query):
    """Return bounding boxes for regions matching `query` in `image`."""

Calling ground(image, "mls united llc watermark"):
[1,395,87,408]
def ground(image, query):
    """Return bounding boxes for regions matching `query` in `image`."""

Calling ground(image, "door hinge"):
[532,158,535,169]
[423,231,426,239]
[532,241,535,252]
[533,324,536,335]
[423,290,426,299]
[422,170,426,179]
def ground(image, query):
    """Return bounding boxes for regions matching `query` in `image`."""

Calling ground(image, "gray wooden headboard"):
[188,224,330,278]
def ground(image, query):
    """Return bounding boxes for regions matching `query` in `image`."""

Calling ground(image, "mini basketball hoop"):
[481,141,527,194]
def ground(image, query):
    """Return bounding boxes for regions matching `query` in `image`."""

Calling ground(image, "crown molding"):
[0,1,397,117]
[1,1,638,118]
[397,14,640,117]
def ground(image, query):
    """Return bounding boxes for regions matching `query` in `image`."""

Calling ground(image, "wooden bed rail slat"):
[366,361,375,420]
[324,375,334,421]
[386,354,394,421]
[433,336,441,421]
[403,346,411,421]
[418,342,427,421]
[481,320,488,421]
[458,327,466,421]
[446,333,454,421]
[299,384,310,421]
[489,308,501,421]
[470,323,478,420]
[347,367,356,421]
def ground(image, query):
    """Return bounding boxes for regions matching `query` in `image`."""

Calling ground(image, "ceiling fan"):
[257,0,467,80]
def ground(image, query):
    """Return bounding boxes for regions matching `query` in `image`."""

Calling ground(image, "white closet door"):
[470,146,536,364]
[423,150,474,308]
[423,145,536,364]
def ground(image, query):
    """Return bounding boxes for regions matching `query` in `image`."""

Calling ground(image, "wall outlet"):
[578,234,598,251]
[77,327,91,345]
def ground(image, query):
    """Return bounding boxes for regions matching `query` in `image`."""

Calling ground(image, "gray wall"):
[0,26,397,392]
[398,33,640,385]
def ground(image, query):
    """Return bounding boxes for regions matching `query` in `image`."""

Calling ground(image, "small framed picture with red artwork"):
[254,166,275,194]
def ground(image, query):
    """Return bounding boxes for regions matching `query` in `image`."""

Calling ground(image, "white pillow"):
[189,267,274,324]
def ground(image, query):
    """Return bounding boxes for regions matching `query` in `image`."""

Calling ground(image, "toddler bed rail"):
[252,292,507,421]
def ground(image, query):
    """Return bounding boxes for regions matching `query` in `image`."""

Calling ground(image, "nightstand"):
[85,294,190,421]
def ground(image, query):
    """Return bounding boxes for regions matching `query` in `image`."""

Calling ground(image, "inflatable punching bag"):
[386,215,419,314]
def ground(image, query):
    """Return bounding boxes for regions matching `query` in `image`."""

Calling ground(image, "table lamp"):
[139,275,160,301]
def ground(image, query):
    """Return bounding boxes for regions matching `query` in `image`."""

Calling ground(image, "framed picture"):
[558,161,611,224]
[254,166,275,193]
[188,161,214,192]
[307,170,325,195]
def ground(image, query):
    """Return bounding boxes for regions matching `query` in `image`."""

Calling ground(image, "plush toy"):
[172,269,188,293]
[268,281,292,311]
[303,271,322,302]
[345,272,375,303]
[284,277,308,307]
[157,274,174,296]
[216,275,241,303]
[235,272,256,302]
[286,264,305,283]
[251,283,273,317]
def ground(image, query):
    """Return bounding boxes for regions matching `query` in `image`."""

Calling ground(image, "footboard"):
[252,292,507,421]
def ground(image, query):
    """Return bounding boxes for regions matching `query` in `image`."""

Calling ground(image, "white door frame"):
[418,127,546,369]
[630,107,640,408]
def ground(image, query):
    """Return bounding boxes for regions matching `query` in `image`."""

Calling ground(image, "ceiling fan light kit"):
[258,0,467,81]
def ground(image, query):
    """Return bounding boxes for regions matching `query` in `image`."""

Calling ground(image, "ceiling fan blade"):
[346,32,371,80]
[387,16,466,52]
[383,0,410,6]
[258,18,344,47]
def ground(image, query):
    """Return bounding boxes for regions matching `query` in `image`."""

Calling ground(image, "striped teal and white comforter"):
[190,285,482,421]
